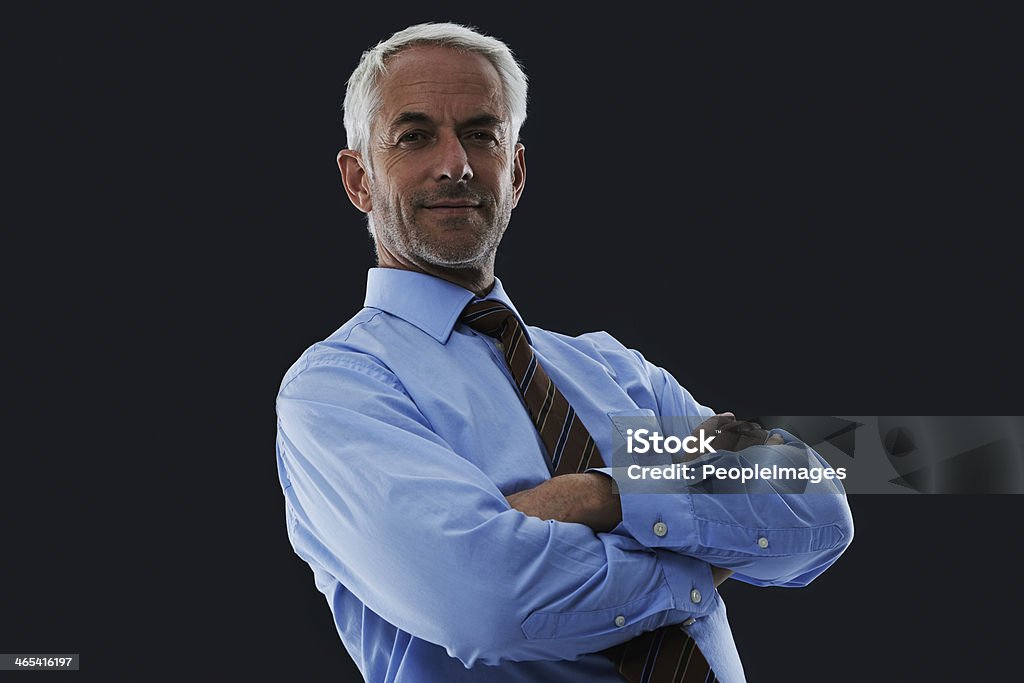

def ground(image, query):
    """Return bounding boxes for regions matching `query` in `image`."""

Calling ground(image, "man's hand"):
[685,412,784,462]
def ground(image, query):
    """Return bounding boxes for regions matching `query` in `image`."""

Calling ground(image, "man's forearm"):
[505,415,775,586]
[505,472,622,532]
[504,414,765,532]
[506,473,735,587]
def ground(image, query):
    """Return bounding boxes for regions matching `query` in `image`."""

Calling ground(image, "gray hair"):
[343,23,529,160]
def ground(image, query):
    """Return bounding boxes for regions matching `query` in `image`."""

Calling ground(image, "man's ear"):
[511,142,526,209]
[338,149,373,213]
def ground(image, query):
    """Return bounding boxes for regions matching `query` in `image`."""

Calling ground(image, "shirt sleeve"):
[275,351,717,668]
[601,352,855,588]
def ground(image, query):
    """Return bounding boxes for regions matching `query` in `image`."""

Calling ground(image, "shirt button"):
[614,615,626,627]
[681,617,697,627]
[653,522,668,537]
[757,536,769,549]
[690,588,702,604]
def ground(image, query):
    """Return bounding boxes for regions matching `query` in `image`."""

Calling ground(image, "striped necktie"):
[461,300,718,683]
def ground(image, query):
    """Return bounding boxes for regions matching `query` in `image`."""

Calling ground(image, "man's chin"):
[418,251,492,269]
[412,235,497,267]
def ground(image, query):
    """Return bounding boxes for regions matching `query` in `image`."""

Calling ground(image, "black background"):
[5,4,1021,681]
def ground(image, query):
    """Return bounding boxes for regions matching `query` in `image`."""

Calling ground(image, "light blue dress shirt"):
[275,268,854,683]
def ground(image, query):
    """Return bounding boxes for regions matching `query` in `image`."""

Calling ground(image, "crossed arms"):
[506,414,790,588]
[276,349,854,667]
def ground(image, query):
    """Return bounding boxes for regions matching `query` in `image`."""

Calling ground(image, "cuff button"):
[757,536,769,549]
[614,615,626,627]
[653,522,668,537]
[690,588,702,604]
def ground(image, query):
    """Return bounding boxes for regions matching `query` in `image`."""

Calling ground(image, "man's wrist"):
[579,471,622,533]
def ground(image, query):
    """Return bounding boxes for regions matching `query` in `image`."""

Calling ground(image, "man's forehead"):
[376,46,506,123]
[382,45,500,84]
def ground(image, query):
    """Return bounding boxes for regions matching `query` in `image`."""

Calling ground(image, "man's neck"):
[375,246,496,296]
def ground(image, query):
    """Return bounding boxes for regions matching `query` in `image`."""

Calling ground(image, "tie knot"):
[461,300,518,339]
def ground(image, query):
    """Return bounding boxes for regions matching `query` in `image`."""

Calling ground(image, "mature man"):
[275,23,854,683]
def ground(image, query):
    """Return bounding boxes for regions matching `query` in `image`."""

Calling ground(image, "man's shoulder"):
[277,306,405,396]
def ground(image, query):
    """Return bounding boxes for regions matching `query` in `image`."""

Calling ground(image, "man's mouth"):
[424,201,481,209]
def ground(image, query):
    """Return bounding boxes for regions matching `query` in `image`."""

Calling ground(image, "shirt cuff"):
[654,548,716,618]
[587,466,703,550]
[591,469,715,617]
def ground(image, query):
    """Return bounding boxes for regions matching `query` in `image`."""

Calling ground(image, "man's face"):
[358,46,525,270]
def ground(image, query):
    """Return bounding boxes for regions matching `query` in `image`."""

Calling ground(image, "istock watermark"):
[625,428,717,455]
[606,414,1024,494]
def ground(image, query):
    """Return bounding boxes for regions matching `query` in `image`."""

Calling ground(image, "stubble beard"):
[370,185,513,271]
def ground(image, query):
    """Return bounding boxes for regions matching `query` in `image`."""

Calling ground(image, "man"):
[275,22,853,682]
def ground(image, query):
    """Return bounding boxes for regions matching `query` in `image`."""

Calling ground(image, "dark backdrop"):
[5,4,1020,681]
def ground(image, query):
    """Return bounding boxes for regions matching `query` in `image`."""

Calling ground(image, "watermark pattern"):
[606,415,1024,494]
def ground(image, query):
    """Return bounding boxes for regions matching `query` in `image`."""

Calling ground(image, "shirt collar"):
[363,268,531,345]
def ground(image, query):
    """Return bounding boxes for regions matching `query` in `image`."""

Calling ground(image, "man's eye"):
[468,131,497,144]
[398,132,425,144]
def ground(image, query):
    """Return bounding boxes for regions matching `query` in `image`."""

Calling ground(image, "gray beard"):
[368,195,512,269]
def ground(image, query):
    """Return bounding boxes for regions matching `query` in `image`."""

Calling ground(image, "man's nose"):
[433,131,473,183]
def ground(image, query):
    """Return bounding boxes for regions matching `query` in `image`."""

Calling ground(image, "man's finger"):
[692,412,735,436]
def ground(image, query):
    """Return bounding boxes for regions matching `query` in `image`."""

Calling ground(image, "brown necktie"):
[461,300,718,683]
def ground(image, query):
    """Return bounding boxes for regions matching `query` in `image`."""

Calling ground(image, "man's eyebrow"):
[385,111,507,135]
[461,114,505,129]
[386,111,432,133]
